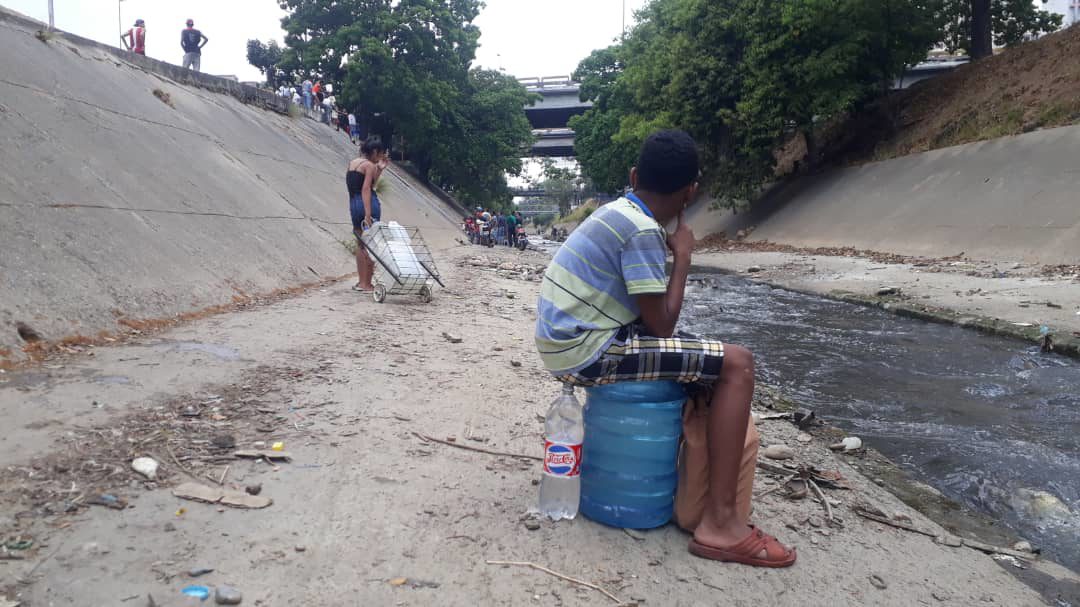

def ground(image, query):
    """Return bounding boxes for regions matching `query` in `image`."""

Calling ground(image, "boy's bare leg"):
[692,345,793,562]
[673,400,758,531]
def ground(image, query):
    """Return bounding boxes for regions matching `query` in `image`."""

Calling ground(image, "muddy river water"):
[681,274,1080,571]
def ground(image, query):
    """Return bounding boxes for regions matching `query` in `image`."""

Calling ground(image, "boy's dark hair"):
[635,130,699,194]
[361,136,385,156]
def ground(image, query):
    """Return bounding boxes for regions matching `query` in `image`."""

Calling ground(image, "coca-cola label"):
[543,441,582,477]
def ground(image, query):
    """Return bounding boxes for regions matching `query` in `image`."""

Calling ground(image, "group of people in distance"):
[465,208,525,247]
[121,18,208,72]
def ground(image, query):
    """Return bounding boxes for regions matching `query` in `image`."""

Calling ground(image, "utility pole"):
[47,0,54,29]
[621,0,626,39]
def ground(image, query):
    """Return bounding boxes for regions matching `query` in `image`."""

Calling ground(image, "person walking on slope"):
[348,112,359,144]
[181,19,208,72]
[122,19,147,56]
[347,137,390,292]
[535,130,796,568]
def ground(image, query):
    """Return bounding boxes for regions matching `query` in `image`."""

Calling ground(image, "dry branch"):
[412,432,541,461]
[486,560,623,604]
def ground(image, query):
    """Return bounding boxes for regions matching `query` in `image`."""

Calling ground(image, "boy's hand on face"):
[667,212,695,261]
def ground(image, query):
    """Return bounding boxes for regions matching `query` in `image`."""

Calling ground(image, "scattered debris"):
[746,266,764,273]
[486,560,624,604]
[4,538,33,551]
[441,332,463,344]
[271,441,285,452]
[245,483,262,496]
[792,408,817,429]
[510,359,522,368]
[869,574,888,590]
[828,437,863,452]
[524,520,541,531]
[215,585,243,605]
[1012,540,1034,553]
[188,567,214,578]
[172,482,272,509]
[623,528,646,541]
[131,457,159,480]
[86,493,127,510]
[211,434,237,450]
[852,507,1034,560]
[181,586,211,601]
[876,286,900,296]
[763,445,795,460]
[295,545,307,553]
[233,450,291,461]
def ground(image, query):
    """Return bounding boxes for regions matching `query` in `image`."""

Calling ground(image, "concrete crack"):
[0,201,347,224]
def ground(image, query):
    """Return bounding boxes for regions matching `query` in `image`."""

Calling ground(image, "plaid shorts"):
[559,324,724,388]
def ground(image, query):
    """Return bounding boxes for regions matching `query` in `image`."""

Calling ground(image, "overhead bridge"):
[521,76,590,157]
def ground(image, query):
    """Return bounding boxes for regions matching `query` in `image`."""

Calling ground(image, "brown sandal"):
[689,525,797,568]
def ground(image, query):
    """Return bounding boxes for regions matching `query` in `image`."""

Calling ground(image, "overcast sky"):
[3,0,649,81]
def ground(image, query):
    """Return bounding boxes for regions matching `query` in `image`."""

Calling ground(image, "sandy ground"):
[1,244,1077,607]
[694,250,1080,338]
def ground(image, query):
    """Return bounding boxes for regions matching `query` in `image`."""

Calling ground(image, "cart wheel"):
[418,285,433,303]
[373,283,387,303]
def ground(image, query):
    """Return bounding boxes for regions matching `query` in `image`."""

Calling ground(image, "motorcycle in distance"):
[477,220,495,247]
[514,225,528,251]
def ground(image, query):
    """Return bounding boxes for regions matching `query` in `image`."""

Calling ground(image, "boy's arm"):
[637,212,694,338]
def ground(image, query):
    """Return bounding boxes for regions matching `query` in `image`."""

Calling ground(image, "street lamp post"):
[47,0,53,29]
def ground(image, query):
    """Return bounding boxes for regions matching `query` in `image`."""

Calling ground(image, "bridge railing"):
[518,75,577,90]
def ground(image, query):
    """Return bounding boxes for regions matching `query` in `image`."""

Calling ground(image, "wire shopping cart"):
[358,221,444,303]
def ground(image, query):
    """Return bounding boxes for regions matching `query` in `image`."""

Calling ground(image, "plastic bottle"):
[539,383,584,520]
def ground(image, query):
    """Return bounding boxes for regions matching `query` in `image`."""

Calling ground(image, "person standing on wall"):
[122,19,147,56]
[181,19,208,72]
[348,112,359,145]
[302,79,313,110]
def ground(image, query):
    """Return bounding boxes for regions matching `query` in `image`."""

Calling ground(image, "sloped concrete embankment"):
[687,123,1080,265]
[0,8,463,363]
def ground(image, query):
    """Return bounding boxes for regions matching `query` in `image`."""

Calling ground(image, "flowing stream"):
[680,273,1080,571]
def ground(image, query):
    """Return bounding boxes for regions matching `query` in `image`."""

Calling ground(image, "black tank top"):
[346,169,364,197]
[346,160,373,197]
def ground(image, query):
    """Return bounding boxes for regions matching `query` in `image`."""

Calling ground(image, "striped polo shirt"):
[535,195,669,374]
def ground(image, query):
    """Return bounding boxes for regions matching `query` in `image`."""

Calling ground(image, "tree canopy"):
[246,39,284,86]
[570,0,1063,208]
[261,0,535,209]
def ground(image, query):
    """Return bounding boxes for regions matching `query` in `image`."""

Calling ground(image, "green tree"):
[570,0,949,207]
[941,0,1062,58]
[276,0,534,208]
[246,39,284,86]
[428,69,538,209]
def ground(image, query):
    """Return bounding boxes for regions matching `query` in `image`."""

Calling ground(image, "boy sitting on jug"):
[534,130,796,567]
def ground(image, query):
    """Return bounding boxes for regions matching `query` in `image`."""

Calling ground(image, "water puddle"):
[681,274,1080,571]
[160,341,241,361]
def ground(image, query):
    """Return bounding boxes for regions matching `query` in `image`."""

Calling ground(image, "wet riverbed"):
[681,274,1080,571]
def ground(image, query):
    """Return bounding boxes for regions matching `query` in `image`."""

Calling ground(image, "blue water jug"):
[580,381,687,529]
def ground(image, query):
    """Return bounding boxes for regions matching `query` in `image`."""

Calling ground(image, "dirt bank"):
[1,245,1076,607]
